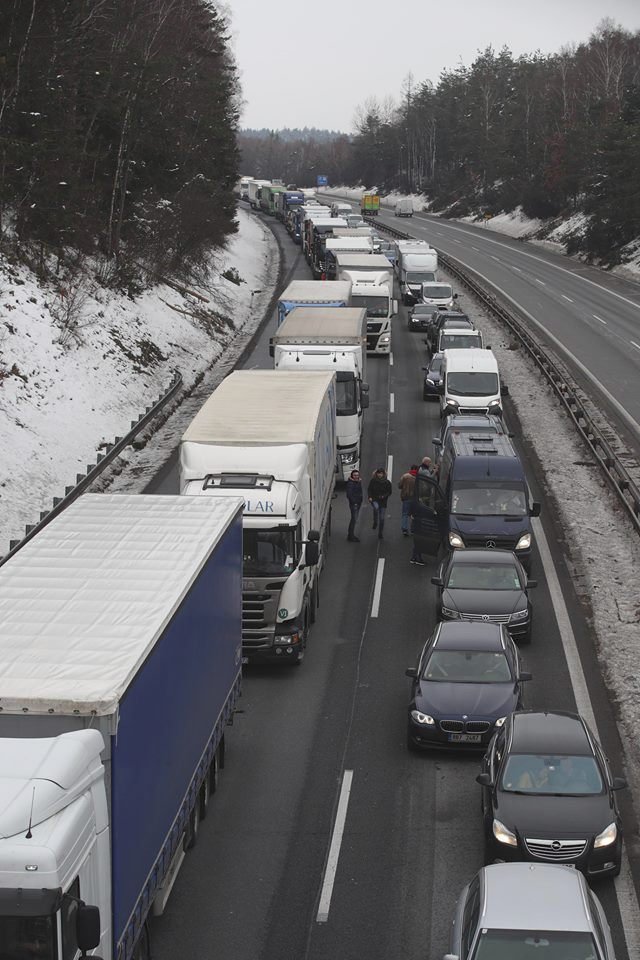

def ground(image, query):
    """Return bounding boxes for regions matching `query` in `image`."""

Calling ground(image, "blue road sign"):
[316,175,328,187]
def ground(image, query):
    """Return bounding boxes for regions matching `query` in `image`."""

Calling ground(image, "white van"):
[331,202,353,219]
[440,348,503,417]
[437,328,486,352]
[394,198,413,217]
[422,281,457,310]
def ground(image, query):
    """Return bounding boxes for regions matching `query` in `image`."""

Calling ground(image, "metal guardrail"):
[1,370,183,565]
[365,215,640,537]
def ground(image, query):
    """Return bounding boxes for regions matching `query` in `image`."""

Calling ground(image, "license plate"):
[449,733,481,743]
[241,657,249,665]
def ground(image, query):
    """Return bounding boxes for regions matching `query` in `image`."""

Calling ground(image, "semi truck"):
[360,192,380,216]
[309,218,349,277]
[277,279,352,326]
[395,240,439,304]
[260,184,286,216]
[247,179,271,210]
[301,207,333,258]
[323,236,373,278]
[337,255,397,355]
[180,371,337,664]
[0,493,243,960]
[269,307,369,478]
[276,190,305,229]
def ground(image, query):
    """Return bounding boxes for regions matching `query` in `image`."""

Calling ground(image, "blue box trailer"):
[0,494,244,960]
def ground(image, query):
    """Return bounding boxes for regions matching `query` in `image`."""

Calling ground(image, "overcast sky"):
[227,0,640,132]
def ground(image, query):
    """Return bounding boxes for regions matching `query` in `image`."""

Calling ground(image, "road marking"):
[533,517,640,957]
[512,265,522,272]
[491,255,501,261]
[561,294,574,303]
[389,352,394,366]
[316,769,354,923]
[631,340,640,351]
[387,454,393,479]
[371,558,385,618]
[593,314,607,324]
[535,278,546,285]
[390,392,395,413]
[452,238,462,244]
[471,246,480,251]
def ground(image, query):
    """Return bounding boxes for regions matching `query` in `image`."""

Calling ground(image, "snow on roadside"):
[0,208,279,549]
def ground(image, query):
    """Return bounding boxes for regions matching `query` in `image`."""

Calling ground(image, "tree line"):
[0,0,240,282]
[241,20,640,264]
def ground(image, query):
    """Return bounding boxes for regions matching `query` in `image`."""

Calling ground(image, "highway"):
[149,216,639,960]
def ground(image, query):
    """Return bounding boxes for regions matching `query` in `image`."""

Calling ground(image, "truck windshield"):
[423,285,452,298]
[243,528,297,577]
[406,272,436,283]
[336,376,357,416]
[351,294,388,318]
[446,372,498,397]
[0,916,56,960]
[451,482,527,516]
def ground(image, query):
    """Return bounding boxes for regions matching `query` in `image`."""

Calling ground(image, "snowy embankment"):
[0,208,279,549]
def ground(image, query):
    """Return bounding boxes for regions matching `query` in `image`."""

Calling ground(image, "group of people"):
[345,458,437,563]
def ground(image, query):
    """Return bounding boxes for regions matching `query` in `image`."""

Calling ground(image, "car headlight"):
[340,450,358,464]
[441,606,460,619]
[444,398,459,409]
[494,716,506,727]
[509,608,529,622]
[515,533,531,551]
[493,819,518,847]
[594,822,617,848]
[410,710,435,725]
[488,399,501,409]
[449,531,465,548]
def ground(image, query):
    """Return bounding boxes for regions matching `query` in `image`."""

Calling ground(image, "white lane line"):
[491,255,501,261]
[387,454,393,480]
[593,314,607,325]
[389,352,394,366]
[452,238,462,243]
[371,558,385,618]
[316,769,354,922]
[562,294,574,303]
[533,517,640,956]
[631,340,640,351]
[535,278,546,285]
[390,392,395,413]
[512,266,522,272]
[471,246,480,251]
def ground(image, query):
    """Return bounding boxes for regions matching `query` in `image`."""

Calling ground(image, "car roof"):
[448,549,518,566]
[510,712,592,755]
[443,348,498,372]
[435,621,504,650]
[480,863,591,931]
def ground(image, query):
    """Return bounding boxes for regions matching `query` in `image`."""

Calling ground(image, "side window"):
[415,476,443,512]
[461,875,481,957]
[61,878,80,960]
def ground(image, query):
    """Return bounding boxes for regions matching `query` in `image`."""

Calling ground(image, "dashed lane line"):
[371,558,385,619]
[316,770,354,923]
[390,392,395,413]
[594,315,607,324]
[562,294,574,303]
[387,454,393,480]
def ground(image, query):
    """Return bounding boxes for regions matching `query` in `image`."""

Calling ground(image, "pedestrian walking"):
[398,464,418,536]
[345,469,363,542]
[368,467,392,540]
[409,499,426,565]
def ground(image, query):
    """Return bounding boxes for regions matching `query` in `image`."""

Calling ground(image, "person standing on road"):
[418,456,436,478]
[346,469,363,542]
[409,498,426,565]
[398,464,418,536]
[368,467,392,540]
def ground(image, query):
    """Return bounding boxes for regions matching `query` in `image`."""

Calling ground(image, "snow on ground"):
[0,208,279,550]
[445,271,640,790]
[460,207,543,238]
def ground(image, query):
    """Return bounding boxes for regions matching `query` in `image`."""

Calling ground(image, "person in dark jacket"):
[368,467,392,540]
[345,469,363,542]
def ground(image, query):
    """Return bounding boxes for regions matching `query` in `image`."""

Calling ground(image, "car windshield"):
[407,272,436,283]
[501,754,604,795]
[447,563,522,590]
[428,357,443,376]
[351,294,388,317]
[0,916,57,960]
[423,650,512,683]
[413,305,435,317]
[243,528,297,577]
[472,929,598,959]
[440,334,481,349]
[336,376,357,416]
[451,482,527,516]
[446,372,499,397]
[423,285,453,298]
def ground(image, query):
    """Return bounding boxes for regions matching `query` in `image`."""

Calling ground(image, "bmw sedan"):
[406,621,530,751]
[448,862,615,960]
[431,549,536,642]
[477,711,626,877]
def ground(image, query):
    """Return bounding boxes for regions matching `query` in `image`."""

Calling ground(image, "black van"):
[412,435,541,571]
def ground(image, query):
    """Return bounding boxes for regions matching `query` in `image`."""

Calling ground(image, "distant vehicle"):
[478,711,626,877]
[405,621,530,751]
[427,310,474,353]
[239,176,251,201]
[378,239,398,266]
[360,191,380,216]
[277,279,352,326]
[394,197,413,217]
[422,351,444,401]
[331,201,352,219]
[421,281,457,310]
[395,241,438,304]
[437,328,486,352]
[408,303,438,333]
[447,862,616,960]
[346,213,365,228]
[431,548,536,642]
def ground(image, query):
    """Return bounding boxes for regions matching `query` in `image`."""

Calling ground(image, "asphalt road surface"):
[149,215,640,960]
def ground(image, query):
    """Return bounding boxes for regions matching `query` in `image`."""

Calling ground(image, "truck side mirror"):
[308,529,320,541]
[486,344,491,349]
[430,576,443,586]
[530,502,541,518]
[405,667,418,678]
[76,903,101,953]
[500,383,509,397]
[268,340,274,358]
[361,392,370,409]
[305,541,319,566]
[453,293,458,299]
[432,438,442,447]
[393,299,398,315]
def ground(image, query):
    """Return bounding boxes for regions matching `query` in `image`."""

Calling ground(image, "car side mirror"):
[453,293,458,299]
[500,383,509,397]
[76,904,101,953]
[430,576,443,586]
[476,772,493,787]
[612,777,627,791]
[422,366,428,371]
[530,502,541,518]
[526,579,537,588]
[405,667,418,678]
[519,672,532,682]
[486,344,491,349]
[432,438,442,447]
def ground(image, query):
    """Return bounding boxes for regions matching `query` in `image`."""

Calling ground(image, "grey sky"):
[228,0,640,132]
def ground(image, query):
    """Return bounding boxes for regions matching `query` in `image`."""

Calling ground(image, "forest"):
[240,21,640,264]
[0,0,240,282]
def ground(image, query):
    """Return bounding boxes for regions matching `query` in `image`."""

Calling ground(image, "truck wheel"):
[184,800,200,851]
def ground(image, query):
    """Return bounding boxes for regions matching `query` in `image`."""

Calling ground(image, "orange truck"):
[360,192,380,216]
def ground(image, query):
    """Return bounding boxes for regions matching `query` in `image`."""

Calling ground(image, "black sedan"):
[422,352,444,401]
[431,549,536,642]
[408,303,438,332]
[406,621,530,752]
[477,711,626,877]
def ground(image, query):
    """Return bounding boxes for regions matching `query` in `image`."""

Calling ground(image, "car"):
[405,621,530,752]
[346,214,365,228]
[431,549,536,642]
[422,352,444,401]
[446,861,616,960]
[477,711,626,877]
[378,240,398,266]
[433,413,509,462]
[427,311,474,353]
[408,303,438,332]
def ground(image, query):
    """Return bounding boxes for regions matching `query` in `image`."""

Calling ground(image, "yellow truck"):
[360,192,380,217]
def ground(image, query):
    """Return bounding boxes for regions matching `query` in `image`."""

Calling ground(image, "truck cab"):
[348,275,397,355]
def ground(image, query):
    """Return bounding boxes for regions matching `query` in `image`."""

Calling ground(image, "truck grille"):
[524,838,587,861]
[242,579,286,647]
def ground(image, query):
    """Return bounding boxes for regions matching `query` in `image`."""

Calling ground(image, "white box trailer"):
[180,371,337,665]
[395,241,439,304]
[247,179,271,209]
[277,279,352,325]
[270,307,369,479]
[324,237,374,278]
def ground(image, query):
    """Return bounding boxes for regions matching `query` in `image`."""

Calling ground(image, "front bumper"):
[439,609,531,641]
[408,717,497,751]
[486,833,622,878]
